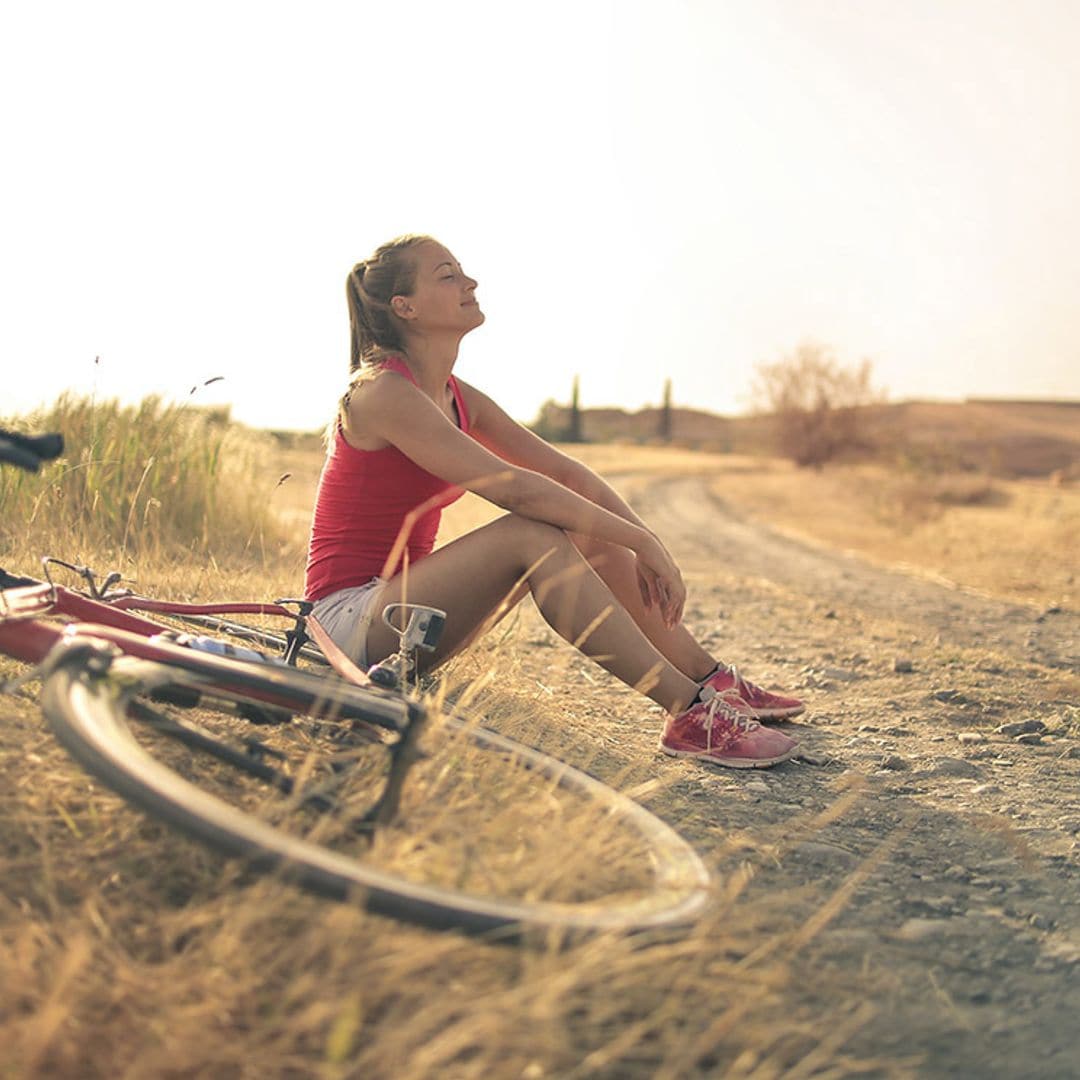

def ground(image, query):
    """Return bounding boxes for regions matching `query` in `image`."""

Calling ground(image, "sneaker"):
[660,686,799,769]
[703,663,805,720]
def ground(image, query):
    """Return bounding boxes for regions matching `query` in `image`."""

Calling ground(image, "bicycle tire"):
[40,639,711,940]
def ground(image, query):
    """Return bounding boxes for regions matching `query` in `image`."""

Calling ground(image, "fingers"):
[637,569,653,610]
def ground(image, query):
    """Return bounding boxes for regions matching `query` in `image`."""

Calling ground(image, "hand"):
[634,534,686,630]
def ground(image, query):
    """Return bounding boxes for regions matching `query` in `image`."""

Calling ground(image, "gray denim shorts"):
[309,578,389,669]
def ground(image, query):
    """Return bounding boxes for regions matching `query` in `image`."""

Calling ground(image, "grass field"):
[2,396,1077,1076]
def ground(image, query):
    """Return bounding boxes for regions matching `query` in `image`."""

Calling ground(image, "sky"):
[2,0,1078,431]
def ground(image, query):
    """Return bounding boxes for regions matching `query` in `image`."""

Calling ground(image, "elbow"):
[492,469,551,516]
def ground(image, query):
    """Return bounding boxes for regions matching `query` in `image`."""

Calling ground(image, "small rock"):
[933,688,966,704]
[790,841,857,866]
[744,779,769,795]
[1064,746,1080,760]
[884,726,913,737]
[990,758,1016,767]
[1016,733,1043,745]
[823,609,837,619]
[858,723,880,733]
[880,754,910,771]
[957,732,987,745]
[822,666,860,682]
[933,757,983,779]
[943,865,971,882]
[893,657,914,673]
[995,719,1046,737]
[970,783,1002,795]
[795,750,830,766]
[894,918,953,942]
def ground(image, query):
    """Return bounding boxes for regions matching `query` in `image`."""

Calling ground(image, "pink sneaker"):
[703,664,805,721]
[660,687,799,769]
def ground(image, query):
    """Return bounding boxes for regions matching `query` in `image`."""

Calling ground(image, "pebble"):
[957,732,987,745]
[933,688,966,704]
[790,841,858,866]
[880,754,910,771]
[970,783,1003,795]
[1016,733,1043,745]
[795,751,830,766]
[894,918,954,942]
[995,719,1046,737]
[821,666,860,683]
[932,757,983,779]
[893,657,914,673]
[744,779,769,795]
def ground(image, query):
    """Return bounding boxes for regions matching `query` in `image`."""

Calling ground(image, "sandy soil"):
[452,459,1080,1078]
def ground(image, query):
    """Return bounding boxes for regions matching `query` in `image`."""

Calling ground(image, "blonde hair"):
[330,234,435,440]
[345,234,435,373]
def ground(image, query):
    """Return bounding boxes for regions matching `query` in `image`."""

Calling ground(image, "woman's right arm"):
[353,374,686,625]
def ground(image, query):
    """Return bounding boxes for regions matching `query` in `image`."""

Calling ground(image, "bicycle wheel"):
[39,637,711,939]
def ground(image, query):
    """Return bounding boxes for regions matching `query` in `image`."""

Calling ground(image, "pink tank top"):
[304,357,471,602]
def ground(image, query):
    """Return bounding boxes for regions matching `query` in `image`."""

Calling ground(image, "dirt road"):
[504,469,1080,1078]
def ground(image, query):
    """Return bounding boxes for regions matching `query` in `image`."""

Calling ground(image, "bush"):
[752,342,884,467]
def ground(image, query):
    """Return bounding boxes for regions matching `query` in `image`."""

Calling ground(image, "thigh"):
[365,515,559,668]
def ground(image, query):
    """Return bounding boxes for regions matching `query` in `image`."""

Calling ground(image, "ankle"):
[691,661,720,684]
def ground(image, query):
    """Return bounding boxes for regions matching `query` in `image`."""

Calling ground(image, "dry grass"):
[11,403,1073,1076]
[0,401,924,1077]
[0,612,901,1079]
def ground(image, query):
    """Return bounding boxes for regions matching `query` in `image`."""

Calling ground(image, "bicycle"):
[0,428,711,940]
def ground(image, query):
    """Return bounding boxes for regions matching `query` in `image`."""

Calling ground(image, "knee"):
[498,514,574,565]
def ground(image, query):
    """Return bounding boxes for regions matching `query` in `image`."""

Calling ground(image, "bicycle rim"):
[40,648,711,940]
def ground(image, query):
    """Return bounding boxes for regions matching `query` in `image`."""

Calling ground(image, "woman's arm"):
[353,374,685,625]
[460,381,653,524]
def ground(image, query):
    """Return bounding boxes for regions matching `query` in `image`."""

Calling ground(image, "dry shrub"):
[752,343,884,468]
[864,456,1003,530]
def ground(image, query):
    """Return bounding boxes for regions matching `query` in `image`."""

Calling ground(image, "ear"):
[390,295,415,320]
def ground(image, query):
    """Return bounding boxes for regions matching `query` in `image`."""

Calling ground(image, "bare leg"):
[365,514,701,715]
[570,533,717,682]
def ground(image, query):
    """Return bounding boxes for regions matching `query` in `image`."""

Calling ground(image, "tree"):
[752,342,884,467]
[567,375,583,443]
[659,378,673,442]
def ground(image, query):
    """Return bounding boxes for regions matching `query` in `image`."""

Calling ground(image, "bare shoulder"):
[342,367,415,451]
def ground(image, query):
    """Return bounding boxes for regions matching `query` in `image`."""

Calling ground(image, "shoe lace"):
[716,662,755,700]
[699,687,759,738]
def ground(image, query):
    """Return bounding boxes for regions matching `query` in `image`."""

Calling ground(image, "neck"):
[398,331,461,393]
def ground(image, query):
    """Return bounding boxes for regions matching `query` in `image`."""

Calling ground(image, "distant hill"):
[530,398,1080,479]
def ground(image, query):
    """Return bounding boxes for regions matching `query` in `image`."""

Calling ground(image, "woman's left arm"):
[459,381,651,531]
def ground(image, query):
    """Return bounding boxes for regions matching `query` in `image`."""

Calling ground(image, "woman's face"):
[393,241,484,336]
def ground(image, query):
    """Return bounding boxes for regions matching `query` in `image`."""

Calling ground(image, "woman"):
[305,234,804,769]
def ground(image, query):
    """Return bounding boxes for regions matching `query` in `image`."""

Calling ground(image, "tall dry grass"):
[0,392,300,581]
[0,409,917,1078]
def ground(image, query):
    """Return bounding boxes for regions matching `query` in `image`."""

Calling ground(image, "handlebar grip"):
[0,430,64,471]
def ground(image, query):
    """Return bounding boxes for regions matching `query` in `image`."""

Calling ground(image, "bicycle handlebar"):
[0,429,64,472]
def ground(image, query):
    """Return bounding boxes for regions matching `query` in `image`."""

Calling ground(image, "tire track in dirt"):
[629,474,1078,672]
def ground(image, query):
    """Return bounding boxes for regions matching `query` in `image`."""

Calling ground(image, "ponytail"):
[344,234,432,374]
